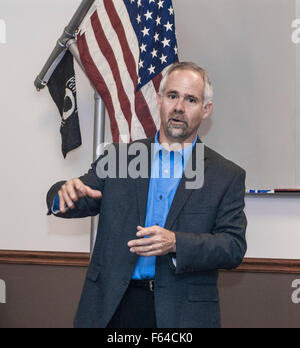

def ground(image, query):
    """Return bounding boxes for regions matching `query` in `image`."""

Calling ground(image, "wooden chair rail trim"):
[235,258,300,274]
[1,251,300,273]
[0,250,90,267]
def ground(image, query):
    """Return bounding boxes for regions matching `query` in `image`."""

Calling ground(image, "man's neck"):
[158,131,197,152]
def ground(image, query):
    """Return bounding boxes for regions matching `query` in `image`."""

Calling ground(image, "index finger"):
[73,179,89,196]
[85,186,102,199]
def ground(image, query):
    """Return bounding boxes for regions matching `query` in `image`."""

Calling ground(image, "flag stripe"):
[77,0,179,143]
[134,91,157,137]
[152,74,163,94]
[91,10,133,138]
[104,0,157,138]
[83,19,131,142]
[141,82,161,130]
[104,0,137,85]
[77,33,120,142]
[92,2,146,141]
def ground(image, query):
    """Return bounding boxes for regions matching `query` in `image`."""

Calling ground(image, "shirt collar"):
[154,131,198,158]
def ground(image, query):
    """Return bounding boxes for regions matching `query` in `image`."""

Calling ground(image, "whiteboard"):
[173,0,298,190]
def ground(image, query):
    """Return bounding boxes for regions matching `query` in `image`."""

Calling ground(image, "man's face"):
[157,69,212,145]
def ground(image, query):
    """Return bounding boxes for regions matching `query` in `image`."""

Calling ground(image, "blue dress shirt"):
[52,132,197,280]
[131,131,197,280]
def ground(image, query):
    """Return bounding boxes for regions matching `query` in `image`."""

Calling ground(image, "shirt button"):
[159,195,163,200]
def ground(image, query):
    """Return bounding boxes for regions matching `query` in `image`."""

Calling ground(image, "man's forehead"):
[164,70,204,94]
[167,69,204,81]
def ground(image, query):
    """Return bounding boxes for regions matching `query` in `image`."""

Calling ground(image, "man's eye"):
[187,97,196,103]
[168,94,177,99]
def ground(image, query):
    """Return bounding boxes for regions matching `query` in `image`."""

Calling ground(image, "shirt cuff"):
[172,257,176,267]
[51,193,69,214]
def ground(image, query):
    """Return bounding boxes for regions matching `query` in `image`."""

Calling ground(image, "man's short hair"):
[159,62,214,107]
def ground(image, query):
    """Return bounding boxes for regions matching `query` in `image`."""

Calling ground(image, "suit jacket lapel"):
[164,138,208,230]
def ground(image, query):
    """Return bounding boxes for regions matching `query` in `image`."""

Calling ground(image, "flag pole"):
[34,0,94,91]
[90,91,106,252]
[67,39,106,253]
[34,0,106,253]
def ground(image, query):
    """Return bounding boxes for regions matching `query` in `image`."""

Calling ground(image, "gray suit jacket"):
[46,137,247,328]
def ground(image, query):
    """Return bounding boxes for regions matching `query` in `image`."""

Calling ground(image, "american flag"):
[77,0,178,143]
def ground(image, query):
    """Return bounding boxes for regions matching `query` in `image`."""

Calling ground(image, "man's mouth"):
[168,118,187,126]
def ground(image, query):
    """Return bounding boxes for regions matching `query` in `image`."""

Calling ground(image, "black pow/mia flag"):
[47,50,82,158]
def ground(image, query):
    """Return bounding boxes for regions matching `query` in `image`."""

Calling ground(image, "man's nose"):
[174,97,185,113]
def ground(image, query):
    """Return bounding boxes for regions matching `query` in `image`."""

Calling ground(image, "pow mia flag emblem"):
[48,50,82,158]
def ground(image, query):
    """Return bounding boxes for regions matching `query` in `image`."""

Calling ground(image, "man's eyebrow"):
[186,94,199,101]
[165,90,200,102]
[166,90,179,94]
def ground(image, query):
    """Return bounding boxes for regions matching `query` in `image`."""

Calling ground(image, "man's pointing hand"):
[58,178,102,213]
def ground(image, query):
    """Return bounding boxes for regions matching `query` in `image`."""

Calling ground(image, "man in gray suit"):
[47,62,247,328]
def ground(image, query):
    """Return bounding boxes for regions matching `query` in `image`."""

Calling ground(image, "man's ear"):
[202,101,213,120]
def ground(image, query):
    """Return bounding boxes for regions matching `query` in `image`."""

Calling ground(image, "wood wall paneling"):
[1,251,300,274]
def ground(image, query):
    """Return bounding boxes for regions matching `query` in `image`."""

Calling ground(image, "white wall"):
[175,0,297,189]
[0,0,95,252]
[173,0,300,260]
[1,0,300,259]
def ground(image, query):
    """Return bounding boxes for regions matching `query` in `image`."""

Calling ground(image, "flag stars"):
[161,37,170,47]
[164,21,173,32]
[141,26,150,37]
[160,54,167,64]
[151,48,158,58]
[132,0,178,89]
[144,10,153,20]
[148,65,156,75]
[155,16,161,25]
[154,32,160,42]
[140,43,147,52]
[168,6,174,15]
[158,0,164,9]
[139,60,144,69]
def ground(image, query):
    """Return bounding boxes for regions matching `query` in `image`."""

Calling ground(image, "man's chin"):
[166,128,188,141]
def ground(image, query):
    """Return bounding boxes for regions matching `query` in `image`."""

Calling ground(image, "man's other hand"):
[128,225,176,256]
[58,178,102,213]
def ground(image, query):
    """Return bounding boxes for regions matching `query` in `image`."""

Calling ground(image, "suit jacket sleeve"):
[46,159,105,219]
[173,169,247,273]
